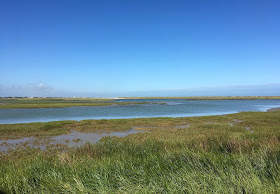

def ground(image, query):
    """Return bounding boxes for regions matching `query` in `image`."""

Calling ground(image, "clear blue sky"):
[0,0,279,97]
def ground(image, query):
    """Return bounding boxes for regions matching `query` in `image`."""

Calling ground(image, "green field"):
[1,110,280,193]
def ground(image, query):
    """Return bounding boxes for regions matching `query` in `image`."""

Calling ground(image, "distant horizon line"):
[1,96,280,99]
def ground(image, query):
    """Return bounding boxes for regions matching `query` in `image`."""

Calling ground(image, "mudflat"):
[267,107,280,112]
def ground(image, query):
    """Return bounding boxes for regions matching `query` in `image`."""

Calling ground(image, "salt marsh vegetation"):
[0,110,280,193]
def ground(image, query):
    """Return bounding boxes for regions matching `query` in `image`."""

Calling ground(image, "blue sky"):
[0,0,279,97]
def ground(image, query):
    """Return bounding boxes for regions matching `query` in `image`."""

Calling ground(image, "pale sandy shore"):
[267,107,280,112]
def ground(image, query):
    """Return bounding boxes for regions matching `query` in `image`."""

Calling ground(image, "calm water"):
[1,99,280,124]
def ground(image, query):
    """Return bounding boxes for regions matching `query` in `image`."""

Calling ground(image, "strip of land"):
[120,96,280,100]
[0,98,163,109]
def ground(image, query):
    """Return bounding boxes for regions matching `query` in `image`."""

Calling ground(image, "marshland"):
[2,0,280,192]
[0,97,280,193]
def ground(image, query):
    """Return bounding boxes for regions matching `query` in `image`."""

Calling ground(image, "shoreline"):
[267,107,280,112]
[1,110,279,139]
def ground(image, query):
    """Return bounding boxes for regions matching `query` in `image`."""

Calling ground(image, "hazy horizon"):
[1,83,280,98]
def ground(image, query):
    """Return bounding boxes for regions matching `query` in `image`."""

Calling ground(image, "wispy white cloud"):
[28,83,51,90]
[0,83,53,97]
[0,83,103,97]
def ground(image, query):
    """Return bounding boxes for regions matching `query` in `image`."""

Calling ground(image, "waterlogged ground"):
[0,119,253,153]
[0,125,192,152]
[1,99,280,124]
[0,128,146,152]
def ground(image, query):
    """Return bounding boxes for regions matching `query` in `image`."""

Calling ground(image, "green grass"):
[0,111,280,193]
[0,120,74,139]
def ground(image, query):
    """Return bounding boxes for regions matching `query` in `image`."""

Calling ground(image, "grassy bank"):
[0,98,161,109]
[1,111,280,193]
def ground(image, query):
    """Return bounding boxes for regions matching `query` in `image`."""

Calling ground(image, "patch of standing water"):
[245,127,254,133]
[228,119,242,126]
[0,128,146,153]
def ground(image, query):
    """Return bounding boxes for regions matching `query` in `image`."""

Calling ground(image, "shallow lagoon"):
[1,99,280,124]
